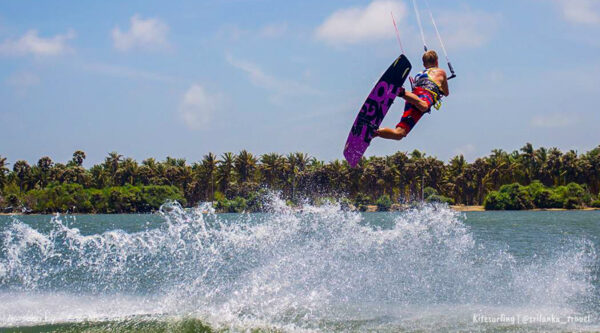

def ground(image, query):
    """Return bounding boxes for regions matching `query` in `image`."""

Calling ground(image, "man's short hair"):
[422,50,438,67]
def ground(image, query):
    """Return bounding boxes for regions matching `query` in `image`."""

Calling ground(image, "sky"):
[1,0,599,167]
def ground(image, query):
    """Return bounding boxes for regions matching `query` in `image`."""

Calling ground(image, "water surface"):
[1,201,598,332]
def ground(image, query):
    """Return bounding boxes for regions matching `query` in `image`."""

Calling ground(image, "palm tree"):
[63,166,89,186]
[446,155,467,204]
[0,156,9,190]
[542,148,562,186]
[325,159,347,195]
[71,150,86,167]
[303,159,328,197]
[90,164,110,188]
[217,152,235,196]
[582,146,600,194]
[561,150,579,185]
[533,147,548,182]
[402,151,423,200]
[360,156,386,199]
[519,143,536,184]
[105,152,123,184]
[201,153,218,201]
[260,153,284,189]
[470,158,490,204]
[13,160,32,192]
[234,150,257,183]
[142,157,158,170]
[36,156,54,188]
[118,158,139,185]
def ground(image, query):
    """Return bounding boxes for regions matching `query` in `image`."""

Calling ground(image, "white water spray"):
[0,198,597,331]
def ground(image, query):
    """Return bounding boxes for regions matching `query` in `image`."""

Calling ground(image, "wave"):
[0,196,597,331]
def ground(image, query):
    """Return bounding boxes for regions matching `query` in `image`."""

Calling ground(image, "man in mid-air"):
[375,50,449,140]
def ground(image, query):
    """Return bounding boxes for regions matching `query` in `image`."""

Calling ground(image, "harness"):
[413,68,444,110]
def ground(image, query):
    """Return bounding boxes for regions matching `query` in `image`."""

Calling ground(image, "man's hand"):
[397,87,405,97]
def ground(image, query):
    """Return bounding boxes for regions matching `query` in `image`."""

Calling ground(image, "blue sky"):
[1,0,599,166]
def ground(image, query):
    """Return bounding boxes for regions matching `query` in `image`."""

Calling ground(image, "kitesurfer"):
[375,50,449,140]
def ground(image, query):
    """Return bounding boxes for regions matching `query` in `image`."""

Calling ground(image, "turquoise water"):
[0,200,598,332]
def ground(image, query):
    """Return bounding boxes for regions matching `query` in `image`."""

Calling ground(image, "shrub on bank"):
[376,194,392,211]
[485,181,593,210]
[18,184,185,214]
[426,194,455,205]
[354,193,372,212]
[423,186,454,205]
[484,183,534,210]
[483,184,530,211]
[526,181,563,209]
[214,190,264,213]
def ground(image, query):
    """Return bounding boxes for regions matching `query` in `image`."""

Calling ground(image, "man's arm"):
[440,70,450,96]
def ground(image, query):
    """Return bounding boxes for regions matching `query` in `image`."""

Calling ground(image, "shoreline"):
[2,206,600,216]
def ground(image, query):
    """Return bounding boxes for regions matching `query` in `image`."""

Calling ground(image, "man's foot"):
[375,127,407,141]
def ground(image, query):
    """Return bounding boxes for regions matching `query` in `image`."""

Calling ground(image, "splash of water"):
[0,197,597,331]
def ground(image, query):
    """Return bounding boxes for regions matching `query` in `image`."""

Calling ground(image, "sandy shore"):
[450,205,485,212]
[450,206,600,212]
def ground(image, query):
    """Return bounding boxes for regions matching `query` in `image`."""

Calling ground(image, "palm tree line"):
[1,143,599,212]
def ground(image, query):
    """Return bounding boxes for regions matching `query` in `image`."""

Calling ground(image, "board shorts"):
[396,87,434,134]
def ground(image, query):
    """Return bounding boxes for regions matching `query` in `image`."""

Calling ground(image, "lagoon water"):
[0,198,599,332]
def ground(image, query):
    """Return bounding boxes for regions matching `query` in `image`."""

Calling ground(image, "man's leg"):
[401,91,430,112]
[374,126,407,141]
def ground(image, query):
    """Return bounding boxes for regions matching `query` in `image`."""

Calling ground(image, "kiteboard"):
[343,54,412,167]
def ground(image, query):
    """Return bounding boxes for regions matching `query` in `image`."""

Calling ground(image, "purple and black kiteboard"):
[343,54,412,167]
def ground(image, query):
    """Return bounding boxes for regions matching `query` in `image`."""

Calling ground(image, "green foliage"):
[339,197,353,210]
[2,144,600,213]
[312,197,336,206]
[214,189,263,213]
[245,189,266,212]
[215,196,248,213]
[485,181,593,210]
[6,193,20,208]
[140,185,186,211]
[423,187,438,199]
[422,186,454,204]
[483,191,508,210]
[376,194,392,211]
[526,181,563,209]
[591,200,600,208]
[426,194,455,205]
[18,184,184,214]
[354,193,372,212]
[484,183,533,210]
[563,197,580,210]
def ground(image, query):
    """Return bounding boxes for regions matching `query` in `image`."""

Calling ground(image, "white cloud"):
[436,8,500,50]
[531,113,580,128]
[6,71,40,87]
[259,22,288,38]
[83,63,176,83]
[112,15,169,51]
[5,71,40,97]
[179,84,218,130]
[217,25,248,41]
[218,22,288,40]
[226,54,318,98]
[315,0,407,45]
[0,30,75,56]
[555,0,600,25]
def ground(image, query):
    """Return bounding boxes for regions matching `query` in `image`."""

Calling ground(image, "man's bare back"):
[425,67,449,97]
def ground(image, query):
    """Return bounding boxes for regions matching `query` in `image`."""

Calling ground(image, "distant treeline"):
[1,143,599,213]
